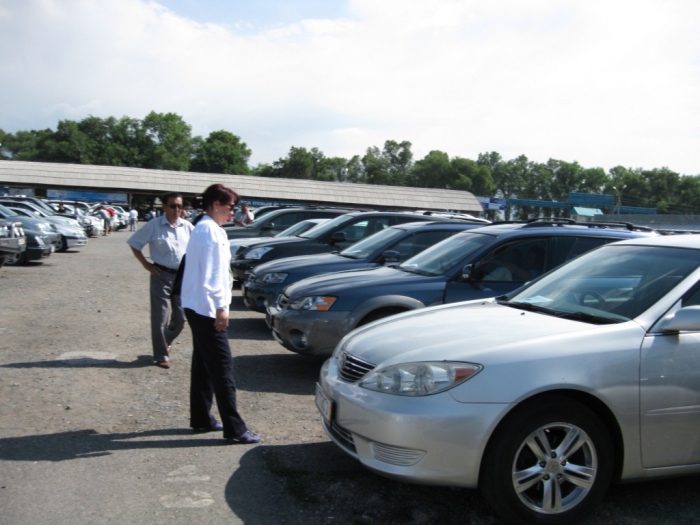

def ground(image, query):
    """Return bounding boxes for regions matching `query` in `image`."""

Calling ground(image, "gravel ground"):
[1,230,700,525]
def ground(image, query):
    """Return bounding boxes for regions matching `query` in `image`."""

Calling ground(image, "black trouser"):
[185,308,247,438]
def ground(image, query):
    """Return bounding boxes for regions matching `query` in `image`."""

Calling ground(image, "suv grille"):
[338,352,376,382]
[278,293,290,309]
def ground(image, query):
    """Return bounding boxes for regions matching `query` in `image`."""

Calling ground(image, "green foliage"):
[2,115,698,214]
[190,130,251,174]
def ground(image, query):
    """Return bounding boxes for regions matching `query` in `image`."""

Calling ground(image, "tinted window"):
[475,239,548,283]
[390,230,454,260]
[337,217,391,243]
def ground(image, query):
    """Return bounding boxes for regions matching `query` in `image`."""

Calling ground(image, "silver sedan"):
[317,235,700,524]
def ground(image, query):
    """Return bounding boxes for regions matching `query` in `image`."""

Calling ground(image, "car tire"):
[57,235,68,252]
[5,250,26,266]
[480,396,613,525]
[358,307,408,326]
[0,254,6,268]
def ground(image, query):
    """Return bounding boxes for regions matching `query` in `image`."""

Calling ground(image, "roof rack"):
[518,218,657,233]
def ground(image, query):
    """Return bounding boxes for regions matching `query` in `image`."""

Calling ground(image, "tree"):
[140,111,193,171]
[190,130,251,175]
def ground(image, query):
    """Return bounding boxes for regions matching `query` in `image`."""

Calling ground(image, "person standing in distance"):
[181,184,260,444]
[129,207,138,231]
[126,192,193,369]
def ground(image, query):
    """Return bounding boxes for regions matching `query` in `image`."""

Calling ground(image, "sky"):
[1,0,699,175]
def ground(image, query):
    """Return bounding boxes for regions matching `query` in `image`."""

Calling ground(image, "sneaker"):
[226,431,261,444]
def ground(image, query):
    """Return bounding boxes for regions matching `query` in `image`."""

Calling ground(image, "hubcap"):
[511,422,597,514]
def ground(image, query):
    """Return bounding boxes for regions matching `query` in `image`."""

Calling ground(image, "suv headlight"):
[244,247,273,260]
[360,362,482,396]
[260,272,288,284]
[289,296,336,311]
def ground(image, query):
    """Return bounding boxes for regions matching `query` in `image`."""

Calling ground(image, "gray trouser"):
[150,271,185,362]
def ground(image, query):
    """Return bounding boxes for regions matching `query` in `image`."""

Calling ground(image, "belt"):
[154,262,178,274]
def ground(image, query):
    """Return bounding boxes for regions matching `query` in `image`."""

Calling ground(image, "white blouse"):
[181,215,232,318]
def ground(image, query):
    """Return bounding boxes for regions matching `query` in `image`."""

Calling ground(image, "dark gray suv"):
[267,220,659,356]
[241,219,487,313]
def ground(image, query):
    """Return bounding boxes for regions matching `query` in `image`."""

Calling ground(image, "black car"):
[5,228,53,265]
[242,220,487,313]
[224,206,359,240]
[231,211,480,282]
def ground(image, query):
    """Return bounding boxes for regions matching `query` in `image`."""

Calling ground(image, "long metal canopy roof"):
[0,160,483,212]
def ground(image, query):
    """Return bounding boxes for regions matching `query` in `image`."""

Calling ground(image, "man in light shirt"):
[127,192,193,368]
[129,207,138,231]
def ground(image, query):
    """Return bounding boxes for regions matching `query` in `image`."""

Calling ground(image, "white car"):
[318,235,700,524]
[229,218,330,259]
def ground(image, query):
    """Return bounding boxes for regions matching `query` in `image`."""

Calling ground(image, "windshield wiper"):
[554,311,618,325]
[499,300,560,316]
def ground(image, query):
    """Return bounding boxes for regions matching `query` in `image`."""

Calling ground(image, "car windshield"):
[0,204,19,217]
[506,244,700,323]
[274,220,326,238]
[299,214,354,239]
[340,226,406,259]
[399,231,494,276]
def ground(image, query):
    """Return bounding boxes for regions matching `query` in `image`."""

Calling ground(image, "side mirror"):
[382,250,400,263]
[330,231,347,244]
[261,222,274,231]
[658,306,700,333]
[461,263,474,281]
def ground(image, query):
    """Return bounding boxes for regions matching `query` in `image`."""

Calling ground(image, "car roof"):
[465,219,660,239]
[390,220,486,231]
[606,234,700,249]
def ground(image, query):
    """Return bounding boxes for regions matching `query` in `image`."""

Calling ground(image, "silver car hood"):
[341,300,602,365]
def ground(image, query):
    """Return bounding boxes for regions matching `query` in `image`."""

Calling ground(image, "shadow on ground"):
[235,353,326,395]
[0,355,154,369]
[0,428,225,462]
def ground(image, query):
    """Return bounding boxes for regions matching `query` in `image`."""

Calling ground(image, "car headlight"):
[289,296,337,311]
[244,247,273,260]
[360,362,482,396]
[260,272,288,284]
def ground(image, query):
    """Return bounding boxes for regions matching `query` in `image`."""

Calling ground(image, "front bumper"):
[267,303,351,356]
[318,358,506,488]
[26,245,52,262]
[66,236,88,248]
[242,279,283,313]
[232,259,256,281]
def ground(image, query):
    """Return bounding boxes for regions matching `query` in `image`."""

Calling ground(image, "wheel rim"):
[6,251,22,265]
[511,422,597,515]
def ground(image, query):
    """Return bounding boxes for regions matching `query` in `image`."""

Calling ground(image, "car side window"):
[476,239,548,283]
[337,218,391,243]
[682,284,700,307]
[562,237,610,262]
[270,212,305,230]
[390,231,453,260]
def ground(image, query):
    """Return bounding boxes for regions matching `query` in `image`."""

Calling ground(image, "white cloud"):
[0,0,698,174]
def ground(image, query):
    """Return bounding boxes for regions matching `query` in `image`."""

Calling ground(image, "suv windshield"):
[298,214,355,239]
[508,244,700,323]
[340,226,406,259]
[400,231,494,276]
[0,204,19,217]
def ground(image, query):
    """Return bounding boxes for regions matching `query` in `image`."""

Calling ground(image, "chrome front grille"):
[338,352,376,382]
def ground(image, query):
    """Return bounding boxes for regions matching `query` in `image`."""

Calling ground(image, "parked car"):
[5,206,87,252]
[0,198,84,232]
[268,220,659,356]
[243,220,486,313]
[0,205,60,249]
[4,228,53,265]
[232,211,479,282]
[0,218,26,267]
[47,201,104,236]
[229,218,330,258]
[317,234,700,525]
[224,206,359,241]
